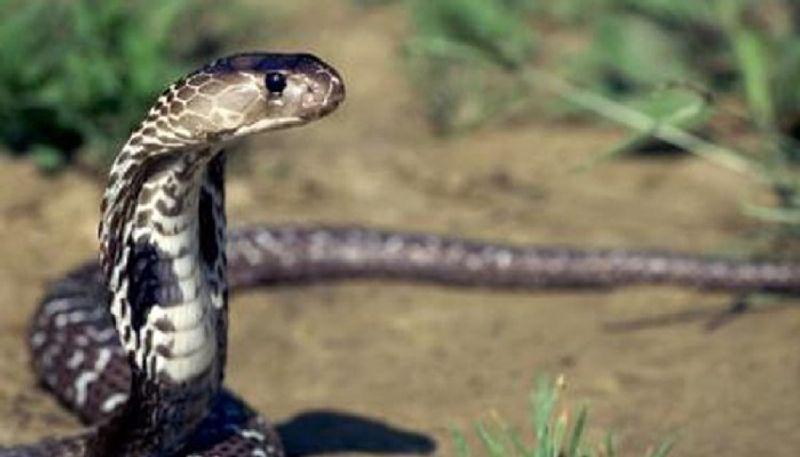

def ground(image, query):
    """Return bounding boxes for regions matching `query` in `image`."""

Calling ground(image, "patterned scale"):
[28,263,283,456]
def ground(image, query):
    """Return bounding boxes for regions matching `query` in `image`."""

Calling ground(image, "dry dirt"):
[0,2,798,456]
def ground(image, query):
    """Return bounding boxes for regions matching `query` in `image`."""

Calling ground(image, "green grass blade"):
[567,406,588,457]
[647,437,677,457]
[603,433,616,457]
[451,427,472,457]
[475,419,511,457]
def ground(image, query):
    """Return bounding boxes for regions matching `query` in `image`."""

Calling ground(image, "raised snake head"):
[137,52,346,147]
[101,53,345,280]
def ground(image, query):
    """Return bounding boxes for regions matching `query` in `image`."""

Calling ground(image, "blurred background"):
[0,0,798,456]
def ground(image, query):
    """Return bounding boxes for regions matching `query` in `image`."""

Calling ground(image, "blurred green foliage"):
[398,0,727,134]
[353,0,400,6]
[0,0,246,171]
[404,0,538,133]
[388,0,800,244]
[573,0,800,240]
[453,375,674,457]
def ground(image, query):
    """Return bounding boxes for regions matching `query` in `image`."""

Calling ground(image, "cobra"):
[2,52,345,457]
[3,52,800,456]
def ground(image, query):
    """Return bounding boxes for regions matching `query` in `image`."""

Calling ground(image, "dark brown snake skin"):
[3,53,800,457]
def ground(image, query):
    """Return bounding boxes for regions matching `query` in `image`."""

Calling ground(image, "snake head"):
[152,52,345,144]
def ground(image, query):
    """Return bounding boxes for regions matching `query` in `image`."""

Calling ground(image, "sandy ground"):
[0,2,798,456]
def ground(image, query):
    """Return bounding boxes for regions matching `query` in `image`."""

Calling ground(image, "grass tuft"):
[453,375,675,457]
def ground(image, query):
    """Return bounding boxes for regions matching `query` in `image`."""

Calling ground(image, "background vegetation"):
[455,376,674,457]
[357,0,800,249]
[0,0,250,171]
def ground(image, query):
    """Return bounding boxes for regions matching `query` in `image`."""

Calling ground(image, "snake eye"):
[265,72,287,94]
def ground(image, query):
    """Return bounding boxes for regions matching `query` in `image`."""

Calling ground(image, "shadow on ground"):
[278,410,435,456]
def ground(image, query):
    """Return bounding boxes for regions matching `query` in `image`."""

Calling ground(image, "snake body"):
[4,52,344,457]
[3,52,800,456]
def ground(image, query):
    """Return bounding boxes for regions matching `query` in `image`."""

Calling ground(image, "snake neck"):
[99,142,228,455]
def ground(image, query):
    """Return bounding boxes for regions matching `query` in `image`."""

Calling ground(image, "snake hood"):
[91,52,345,456]
[100,52,345,283]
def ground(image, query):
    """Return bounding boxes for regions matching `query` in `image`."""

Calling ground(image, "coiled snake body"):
[2,52,800,456]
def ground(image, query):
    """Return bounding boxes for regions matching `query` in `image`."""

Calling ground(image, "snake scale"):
[2,52,800,456]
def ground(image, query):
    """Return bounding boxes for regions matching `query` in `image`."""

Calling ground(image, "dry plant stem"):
[521,66,765,181]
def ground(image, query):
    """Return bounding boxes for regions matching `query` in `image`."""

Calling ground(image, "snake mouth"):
[320,77,345,116]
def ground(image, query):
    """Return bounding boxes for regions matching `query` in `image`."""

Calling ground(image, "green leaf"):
[730,25,774,128]
[567,406,588,457]
[412,0,536,69]
[584,87,713,163]
[616,0,714,23]
[451,427,472,457]
[475,420,509,457]
[603,433,617,457]
[592,13,697,90]
[31,145,67,173]
[647,437,677,457]
[551,414,567,457]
